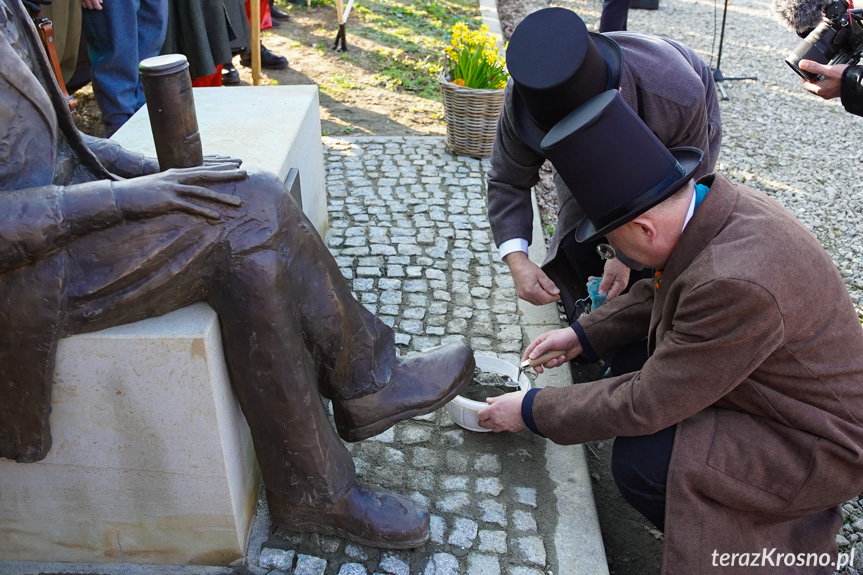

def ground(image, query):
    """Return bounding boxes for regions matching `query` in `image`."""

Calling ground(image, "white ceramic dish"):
[446,355,531,432]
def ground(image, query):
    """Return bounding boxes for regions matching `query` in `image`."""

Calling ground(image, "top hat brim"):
[574,147,704,243]
[513,33,624,154]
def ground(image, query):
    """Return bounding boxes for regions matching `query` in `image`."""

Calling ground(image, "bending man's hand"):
[799,60,848,100]
[504,251,560,305]
[477,390,527,433]
[82,0,103,10]
[113,164,247,221]
[598,257,630,301]
[522,327,582,373]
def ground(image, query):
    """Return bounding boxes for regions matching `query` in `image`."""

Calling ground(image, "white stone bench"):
[0,86,328,565]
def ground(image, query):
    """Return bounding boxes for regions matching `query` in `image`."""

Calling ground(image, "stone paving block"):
[423,553,459,575]
[474,454,502,474]
[478,499,507,526]
[378,554,409,575]
[468,553,502,575]
[344,543,368,560]
[294,554,327,575]
[515,487,538,507]
[478,530,508,554]
[441,475,469,491]
[476,477,504,496]
[447,517,479,548]
[516,536,547,566]
[430,515,446,544]
[513,510,538,532]
[436,492,471,514]
[259,548,295,571]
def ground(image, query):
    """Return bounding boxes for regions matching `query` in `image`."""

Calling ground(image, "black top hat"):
[541,90,703,243]
[507,7,624,154]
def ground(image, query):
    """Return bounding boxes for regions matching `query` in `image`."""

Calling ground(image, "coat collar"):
[647,173,738,351]
[660,173,738,289]
[0,0,114,182]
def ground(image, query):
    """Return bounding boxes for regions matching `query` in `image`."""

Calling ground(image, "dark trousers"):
[599,0,635,32]
[612,425,676,530]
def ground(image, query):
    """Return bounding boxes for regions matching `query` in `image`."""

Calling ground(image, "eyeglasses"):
[596,243,616,261]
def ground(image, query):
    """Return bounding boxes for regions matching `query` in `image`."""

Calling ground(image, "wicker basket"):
[439,71,505,159]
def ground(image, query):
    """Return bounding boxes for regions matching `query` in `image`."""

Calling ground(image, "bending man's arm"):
[487,84,561,305]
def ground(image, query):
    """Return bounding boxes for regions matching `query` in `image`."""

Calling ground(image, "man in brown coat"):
[478,89,863,573]
[0,0,473,549]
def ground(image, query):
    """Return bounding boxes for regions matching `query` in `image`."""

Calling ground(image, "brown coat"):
[532,174,863,573]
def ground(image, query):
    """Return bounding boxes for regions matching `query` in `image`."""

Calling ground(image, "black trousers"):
[611,425,676,531]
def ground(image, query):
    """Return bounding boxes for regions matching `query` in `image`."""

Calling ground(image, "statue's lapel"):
[0,2,58,139]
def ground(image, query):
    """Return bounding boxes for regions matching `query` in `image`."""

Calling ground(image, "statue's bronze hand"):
[113,165,247,221]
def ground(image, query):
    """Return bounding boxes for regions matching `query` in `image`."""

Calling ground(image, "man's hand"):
[504,251,560,305]
[113,164,247,221]
[799,60,848,100]
[598,257,630,301]
[522,327,582,373]
[82,0,103,10]
[477,390,527,433]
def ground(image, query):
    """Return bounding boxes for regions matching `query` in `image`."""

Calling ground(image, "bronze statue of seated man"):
[0,0,473,549]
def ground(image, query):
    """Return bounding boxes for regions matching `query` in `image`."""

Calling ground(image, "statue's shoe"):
[333,343,475,442]
[267,483,430,549]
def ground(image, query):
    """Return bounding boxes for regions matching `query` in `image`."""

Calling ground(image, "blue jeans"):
[82,0,168,136]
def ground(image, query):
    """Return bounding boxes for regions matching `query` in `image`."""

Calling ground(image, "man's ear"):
[630,216,658,244]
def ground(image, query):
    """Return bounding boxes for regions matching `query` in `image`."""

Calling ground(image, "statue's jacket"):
[0,0,125,462]
[533,174,863,574]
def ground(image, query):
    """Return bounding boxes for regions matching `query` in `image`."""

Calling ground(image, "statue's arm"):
[80,133,161,178]
[0,181,121,273]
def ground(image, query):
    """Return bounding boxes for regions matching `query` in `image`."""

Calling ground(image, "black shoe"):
[221,62,240,86]
[270,2,291,20]
[240,44,289,70]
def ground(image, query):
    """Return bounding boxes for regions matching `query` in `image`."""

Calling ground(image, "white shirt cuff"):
[499,238,530,261]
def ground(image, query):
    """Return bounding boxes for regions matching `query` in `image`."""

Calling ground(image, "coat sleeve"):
[81,134,160,178]
[486,83,546,248]
[841,65,863,117]
[531,276,785,445]
[0,181,121,273]
[570,277,655,360]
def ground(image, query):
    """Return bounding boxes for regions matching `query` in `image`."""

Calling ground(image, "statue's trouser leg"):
[60,170,394,507]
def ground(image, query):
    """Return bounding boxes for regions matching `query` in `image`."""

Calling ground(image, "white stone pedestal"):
[0,304,260,565]
[112,85,329,236]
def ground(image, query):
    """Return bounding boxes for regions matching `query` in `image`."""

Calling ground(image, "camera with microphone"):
[784,0,863,81]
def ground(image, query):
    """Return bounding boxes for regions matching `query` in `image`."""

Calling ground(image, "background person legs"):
[81,0,168,136]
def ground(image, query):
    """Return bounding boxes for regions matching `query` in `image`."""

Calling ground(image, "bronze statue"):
[0,0,474,549]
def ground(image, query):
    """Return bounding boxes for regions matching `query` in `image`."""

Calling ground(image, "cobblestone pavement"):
[236,136,569,575]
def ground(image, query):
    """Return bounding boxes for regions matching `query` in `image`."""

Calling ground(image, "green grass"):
[305,0,482,99]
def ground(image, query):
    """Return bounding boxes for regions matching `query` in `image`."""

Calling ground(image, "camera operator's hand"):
[799,60,848,99]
